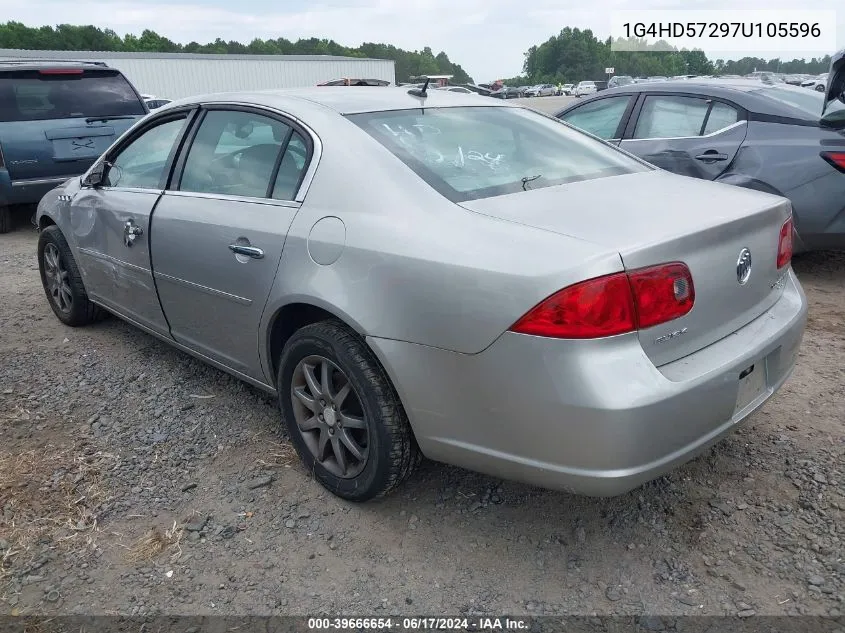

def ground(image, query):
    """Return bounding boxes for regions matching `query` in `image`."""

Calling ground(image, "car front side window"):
[179,110,292,198]
[104,116,187,189]
[559,96,632,140]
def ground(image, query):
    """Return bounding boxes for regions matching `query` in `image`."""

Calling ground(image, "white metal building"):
[0,49,396,100]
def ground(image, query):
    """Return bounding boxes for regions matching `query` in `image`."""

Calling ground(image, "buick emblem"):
[736,248,752,285]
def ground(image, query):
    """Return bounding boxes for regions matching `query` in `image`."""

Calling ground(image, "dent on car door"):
[69,111,193,334]
[150,107,312,382]
[557,95,635,144]
[618,94,747,180]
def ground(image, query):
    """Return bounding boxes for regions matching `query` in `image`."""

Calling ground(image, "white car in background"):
[573,81,597,97]
[801,73,828,92]
[140,94,173,110]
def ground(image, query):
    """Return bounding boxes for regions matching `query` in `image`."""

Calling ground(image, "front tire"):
[38,226,103,326]
[278,320,419,501]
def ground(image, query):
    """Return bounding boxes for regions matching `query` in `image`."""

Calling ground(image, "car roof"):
[559,79,823,119]
[0,59,111,71]
[166,87,510,115]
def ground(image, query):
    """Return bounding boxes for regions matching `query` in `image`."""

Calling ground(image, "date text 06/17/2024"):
[306,617,531,630]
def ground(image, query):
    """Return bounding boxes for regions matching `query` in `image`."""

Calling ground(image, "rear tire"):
[278,320,419,501]
[0,206,10,234]
[38,226,104,326]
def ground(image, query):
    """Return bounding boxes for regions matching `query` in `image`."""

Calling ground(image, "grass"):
[0,432,114,579]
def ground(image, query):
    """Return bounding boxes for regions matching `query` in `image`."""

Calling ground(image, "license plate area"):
[52,136,111,161]
[733,359,769,416]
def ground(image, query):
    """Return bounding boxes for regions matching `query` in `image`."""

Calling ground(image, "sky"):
[1,0,843,81]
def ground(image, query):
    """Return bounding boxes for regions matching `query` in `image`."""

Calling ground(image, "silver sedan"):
[35,88,808,501]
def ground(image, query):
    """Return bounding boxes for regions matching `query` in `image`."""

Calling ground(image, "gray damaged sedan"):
[36,86,808,501]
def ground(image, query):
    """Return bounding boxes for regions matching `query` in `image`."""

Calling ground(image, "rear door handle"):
[694,151,729,162]
[228,244,264,259]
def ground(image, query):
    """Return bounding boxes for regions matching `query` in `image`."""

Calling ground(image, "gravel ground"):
[0,217,843,619]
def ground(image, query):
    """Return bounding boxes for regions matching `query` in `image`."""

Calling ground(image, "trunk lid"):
[459,170,792,366]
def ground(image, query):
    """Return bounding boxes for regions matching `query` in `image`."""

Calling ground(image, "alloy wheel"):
[290,355,369,478]
[43,242,73,314]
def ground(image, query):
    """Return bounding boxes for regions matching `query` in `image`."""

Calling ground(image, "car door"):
[557,94,637,144]
[150,106,312,382]
[70,108,195,335]
[618,93,747,180]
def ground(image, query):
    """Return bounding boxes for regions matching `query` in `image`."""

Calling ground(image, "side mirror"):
[823,48,845,117]
[82,162,106,188]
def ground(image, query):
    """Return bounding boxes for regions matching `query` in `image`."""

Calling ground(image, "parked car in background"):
[524,84,556,97]
[462,84,493,96]
[144,97,172,110]
[573,81,597,97]
[437,86,477,95]
[36,86,807,501]
[318,78,391,86]
[594,80,608,92]
[490,86,522,99]
[560,83,574,95]
[801,74,828,92]
[608,75,634,89]
[0,59,147,233]
[556,67,845,251]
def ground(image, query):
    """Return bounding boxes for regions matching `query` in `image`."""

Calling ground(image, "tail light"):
[509,262,695,340]
[821,151,845,173]
[777,217,793,269]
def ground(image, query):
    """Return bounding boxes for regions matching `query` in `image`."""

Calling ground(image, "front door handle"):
[123,220,143,247]
[228,244,264,259]
[694,151,729,162]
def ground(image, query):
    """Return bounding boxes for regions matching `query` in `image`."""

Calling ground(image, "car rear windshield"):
[348,106,651,202]
[0,69,145,122]
[754,85,845,124]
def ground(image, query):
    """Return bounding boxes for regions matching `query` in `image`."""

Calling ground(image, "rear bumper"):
[0,171,76,207]
[369,269,808,496]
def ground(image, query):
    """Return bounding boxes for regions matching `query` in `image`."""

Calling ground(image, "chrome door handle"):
[123,220,143,247]
[228,244,264,259]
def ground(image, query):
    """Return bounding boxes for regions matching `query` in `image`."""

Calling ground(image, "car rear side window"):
[634,95,710,139]
[559,96,632,139]
[272,132,309,200]
[702,101,739,134]
[0,69,145,122]
[348,106,650,202]
[179,110,292,199]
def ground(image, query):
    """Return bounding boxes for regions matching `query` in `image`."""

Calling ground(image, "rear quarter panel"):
[259,110,622,358]
[719,121,845,241]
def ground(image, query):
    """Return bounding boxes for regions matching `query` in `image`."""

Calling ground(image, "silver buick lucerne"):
[35,87,808,501]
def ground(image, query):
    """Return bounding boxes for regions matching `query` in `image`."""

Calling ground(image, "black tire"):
[0,206,10,234]
[277,320,420,501]
[38,226,104,326]
[815,84,825,92]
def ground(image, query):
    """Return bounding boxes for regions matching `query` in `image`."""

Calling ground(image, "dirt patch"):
[0,223,843,618]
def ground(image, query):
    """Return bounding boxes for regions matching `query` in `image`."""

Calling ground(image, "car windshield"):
[0,69,145,122]
[348,106,650,202]
[755,85,845,124]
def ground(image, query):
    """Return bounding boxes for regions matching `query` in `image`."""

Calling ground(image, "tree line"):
[0,22,474,84]
[0,21,834,87]
[501,27,832,85]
